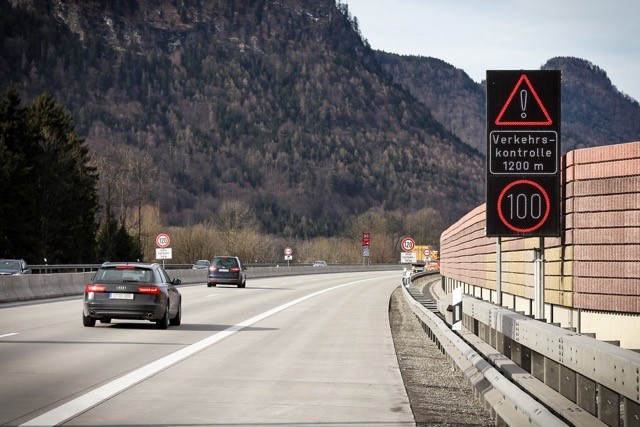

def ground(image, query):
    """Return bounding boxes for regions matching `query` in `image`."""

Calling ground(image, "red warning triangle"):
[495,74,553,126]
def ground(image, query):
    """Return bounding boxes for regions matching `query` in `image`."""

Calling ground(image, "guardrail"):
[403,272,567,426]
[0,264,405,304]
[406,272,640,426]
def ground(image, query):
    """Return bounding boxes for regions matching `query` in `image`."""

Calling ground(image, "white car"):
[313,260,327,267]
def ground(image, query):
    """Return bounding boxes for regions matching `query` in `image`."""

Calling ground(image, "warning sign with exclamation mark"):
[494,74,553,126]
[485,70,561,237]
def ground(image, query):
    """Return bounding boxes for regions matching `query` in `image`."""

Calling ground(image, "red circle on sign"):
[401,237,415,252]
[497,179,551,233]
[284,247,293,255]
[156,233,170,248]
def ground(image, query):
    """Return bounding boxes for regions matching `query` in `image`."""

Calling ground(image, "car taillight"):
[209,266,217,272]
[138,286,160,295]
[230,267,240,272]
[86,284,106,292]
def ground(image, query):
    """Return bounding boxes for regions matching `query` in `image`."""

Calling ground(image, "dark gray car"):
[207,256,246,288]
[82,262,182,329]
[0,259,31,275]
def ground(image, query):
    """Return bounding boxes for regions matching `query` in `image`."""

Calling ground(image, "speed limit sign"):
[401,237,415,252]
[156,233,170,248]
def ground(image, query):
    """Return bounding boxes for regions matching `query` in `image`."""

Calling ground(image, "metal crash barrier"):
[403,272,640,426]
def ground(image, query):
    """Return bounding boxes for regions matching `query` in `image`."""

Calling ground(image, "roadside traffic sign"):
[155,248,172,260]
[284,247,293,256]
[486,70,561,237]
[156,233,170,248]
[362,231,371,247]
[401,237,415,252]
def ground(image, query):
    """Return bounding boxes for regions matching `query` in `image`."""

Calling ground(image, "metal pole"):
[534,237,545,319]
[496,237,502,306]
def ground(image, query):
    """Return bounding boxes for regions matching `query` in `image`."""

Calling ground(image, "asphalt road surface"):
[1,271,415,426]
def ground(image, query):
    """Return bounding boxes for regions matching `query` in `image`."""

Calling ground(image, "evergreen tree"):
[0,90,99,263]
[0,89,39,260]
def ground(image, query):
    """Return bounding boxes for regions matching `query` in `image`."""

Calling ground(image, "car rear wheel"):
[170,301,182,326]
[156,304,169,330]
[83,313,96,327]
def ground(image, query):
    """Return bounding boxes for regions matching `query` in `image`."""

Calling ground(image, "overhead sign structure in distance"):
[486,70,561,237]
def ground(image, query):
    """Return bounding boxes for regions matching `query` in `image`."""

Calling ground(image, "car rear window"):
[95,267,153,283]
[212,257,238,268]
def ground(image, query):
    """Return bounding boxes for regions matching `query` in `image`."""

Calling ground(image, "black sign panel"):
[486,70,561,237]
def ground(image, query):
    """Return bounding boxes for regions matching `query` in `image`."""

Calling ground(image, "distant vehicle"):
[313,260,327,267]
[192,259,211,269]
[208,256,246,288]
[411,261,425,273]
[0,259,31,275]
[426,261,440,271]
[82,262,182,329]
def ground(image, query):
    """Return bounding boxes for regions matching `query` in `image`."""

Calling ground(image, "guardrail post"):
[598,384,620,425]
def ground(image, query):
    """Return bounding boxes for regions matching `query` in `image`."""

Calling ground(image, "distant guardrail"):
[26,263,389,274]
[0,263,405,304]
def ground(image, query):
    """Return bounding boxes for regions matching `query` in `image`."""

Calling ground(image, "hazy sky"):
[343,0,640,102]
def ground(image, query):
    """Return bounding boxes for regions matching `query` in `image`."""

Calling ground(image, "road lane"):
[1,271,413,426]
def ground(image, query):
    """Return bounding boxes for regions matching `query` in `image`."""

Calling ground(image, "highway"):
[0,271,415,426]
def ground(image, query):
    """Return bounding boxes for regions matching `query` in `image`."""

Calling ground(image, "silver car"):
[0,259,31,275]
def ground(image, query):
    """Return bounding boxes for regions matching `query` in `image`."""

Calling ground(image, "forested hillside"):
[2,0,638,247]
[377,53,640,154]
[1,0,483,239]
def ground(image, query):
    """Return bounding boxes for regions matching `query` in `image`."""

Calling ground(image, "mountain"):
[1,0,484,238]
[376,53,640,154]
[2,1,637,241]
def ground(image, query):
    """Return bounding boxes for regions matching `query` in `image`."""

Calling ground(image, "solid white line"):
[205,293,219,298]
[20,276,390,426]
[0,332,18,338]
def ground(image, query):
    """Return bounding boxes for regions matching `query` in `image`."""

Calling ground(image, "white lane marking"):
[205,294,220,298]
[21,275,392,426]
[0,332,18,338]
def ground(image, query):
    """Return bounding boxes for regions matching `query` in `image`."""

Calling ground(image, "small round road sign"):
[156,233,170,248]
[401,237,415,252]
[284,247,293,256]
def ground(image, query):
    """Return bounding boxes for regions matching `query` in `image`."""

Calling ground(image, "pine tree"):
[0,90,99,263]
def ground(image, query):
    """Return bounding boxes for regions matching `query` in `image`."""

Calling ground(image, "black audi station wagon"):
[82,262,182,329]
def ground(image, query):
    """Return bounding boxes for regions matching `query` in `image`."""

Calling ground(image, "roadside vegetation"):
[1,90,443,265]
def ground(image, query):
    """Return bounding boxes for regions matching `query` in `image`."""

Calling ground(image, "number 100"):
[505,193,543,220]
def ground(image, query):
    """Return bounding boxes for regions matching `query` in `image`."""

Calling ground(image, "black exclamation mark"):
[520,89,528,119]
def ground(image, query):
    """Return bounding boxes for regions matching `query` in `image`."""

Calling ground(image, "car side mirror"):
[172,278,182,285]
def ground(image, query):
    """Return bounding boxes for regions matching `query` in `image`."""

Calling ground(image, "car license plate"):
[218,268,229,272]
[109,293,134,300]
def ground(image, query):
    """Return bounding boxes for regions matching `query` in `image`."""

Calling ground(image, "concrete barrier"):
[0,264,404,304]
[9,275,35,301]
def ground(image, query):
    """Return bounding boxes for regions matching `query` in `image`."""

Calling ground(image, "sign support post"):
[534,237,545,319]
[496,237,502,306]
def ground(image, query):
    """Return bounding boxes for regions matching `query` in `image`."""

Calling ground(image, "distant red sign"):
[362,232,371,247]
